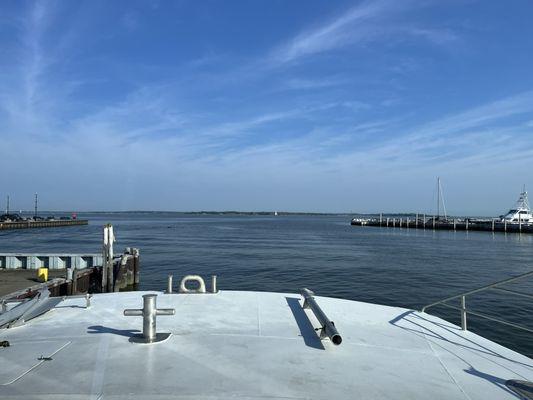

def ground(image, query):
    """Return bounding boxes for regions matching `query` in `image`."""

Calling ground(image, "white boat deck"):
[0,290,532,399]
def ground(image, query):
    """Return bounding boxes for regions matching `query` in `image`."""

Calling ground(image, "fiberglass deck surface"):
[0,290,532,399]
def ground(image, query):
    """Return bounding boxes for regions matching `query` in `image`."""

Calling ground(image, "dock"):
[0,249,139,300]
[0,225,140,301]
[0,219,88,230]
[351,215,533,233]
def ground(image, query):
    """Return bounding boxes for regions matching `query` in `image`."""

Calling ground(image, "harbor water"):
[1,213,532,356]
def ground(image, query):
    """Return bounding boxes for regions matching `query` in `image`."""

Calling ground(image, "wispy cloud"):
[269,1,391,65]
[266,0,456,67]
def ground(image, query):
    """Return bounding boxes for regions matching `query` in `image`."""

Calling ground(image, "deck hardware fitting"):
[124,294,175,344]
[300,288,342,346]
[211,275,217,293]
[85,293,92,308]
[167,275,173,294]
[179,275,206,293]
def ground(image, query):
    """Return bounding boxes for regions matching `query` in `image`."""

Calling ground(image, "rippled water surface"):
[1,213,532,356]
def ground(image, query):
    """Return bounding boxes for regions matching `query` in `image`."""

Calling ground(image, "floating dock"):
[0,219,88,230]
[351,216,533,233]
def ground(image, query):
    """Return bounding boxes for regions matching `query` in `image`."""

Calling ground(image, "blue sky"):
[1,0,533,214]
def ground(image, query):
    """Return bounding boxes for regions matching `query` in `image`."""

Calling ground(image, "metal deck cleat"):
[124,294,175,343]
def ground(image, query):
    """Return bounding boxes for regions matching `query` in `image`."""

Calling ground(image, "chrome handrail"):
[421,270,533,333]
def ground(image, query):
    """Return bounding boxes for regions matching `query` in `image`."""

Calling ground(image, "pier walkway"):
[351,216,533,234]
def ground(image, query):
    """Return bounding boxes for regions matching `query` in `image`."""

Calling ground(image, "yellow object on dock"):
[37,268,48,282]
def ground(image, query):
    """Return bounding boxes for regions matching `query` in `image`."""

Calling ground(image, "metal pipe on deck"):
[300,288,342,345]
[167,275,173,294]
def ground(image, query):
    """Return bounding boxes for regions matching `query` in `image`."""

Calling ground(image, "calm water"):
[1,213,532,356]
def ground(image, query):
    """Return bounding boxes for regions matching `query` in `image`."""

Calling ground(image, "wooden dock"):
[351,216,533,234]
[0,248,140,301]
[0,219,88,230]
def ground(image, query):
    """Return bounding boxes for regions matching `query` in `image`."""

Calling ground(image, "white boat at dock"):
[501,189,533,224]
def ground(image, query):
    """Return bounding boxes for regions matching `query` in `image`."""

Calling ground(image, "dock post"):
[399,218,402,228]
[393,218,396,227]
[423,214,426,229]
[504,219,507,232]
[415,213,418,228]
[133,248,140,285]
[492,219,495,232]
[406,217,409,228]
[72,268,78,295]
[432,216,435,230]
[386,218,389,227]
[466,219,469,231]
[453,219,456,231]
[102,224,115,293]
[379,213,383,226]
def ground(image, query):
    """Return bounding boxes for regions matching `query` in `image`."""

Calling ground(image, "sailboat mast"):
[437,177,440,219]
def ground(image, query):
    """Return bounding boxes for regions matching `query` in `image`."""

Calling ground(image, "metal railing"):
[421,270,533,333]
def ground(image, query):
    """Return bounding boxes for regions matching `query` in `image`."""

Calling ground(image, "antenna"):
[6,195,9,214]
[34,193,38,217]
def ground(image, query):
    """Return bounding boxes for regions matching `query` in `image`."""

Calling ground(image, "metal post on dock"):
[399,218,402,228]
[466,219,469,231]
[432,216,435,230]
[423,214,426,229]
[453,219,456,231]
[406,217,409,228]
[492,219,495,232]
[379,213,383,226]
[102,224,115,293]
[461,296,467,331]
[393,218,396,227]
[386,217,389,227]
[504,219,507,232]
[415,213,418,227]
